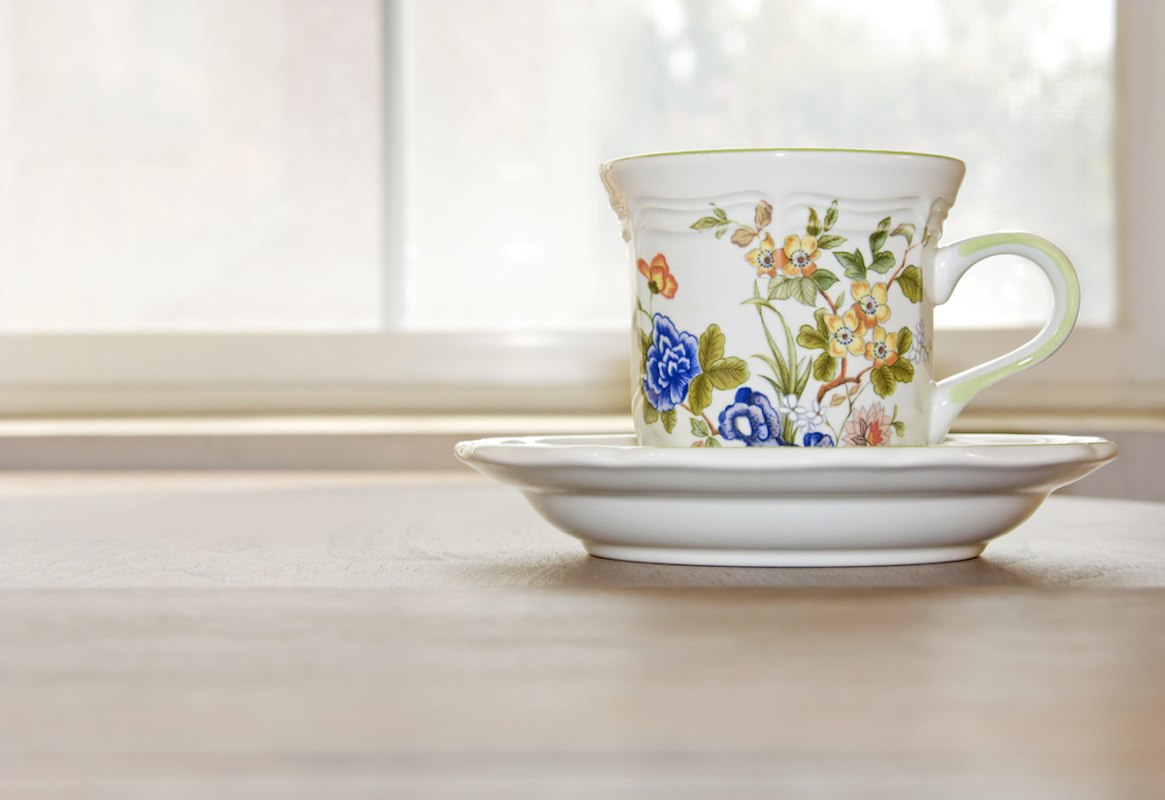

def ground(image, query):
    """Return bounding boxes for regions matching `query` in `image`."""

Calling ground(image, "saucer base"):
[457,433,1118,569]
[584,542,985,568]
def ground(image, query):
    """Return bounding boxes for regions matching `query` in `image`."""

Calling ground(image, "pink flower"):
[842,403,892,447]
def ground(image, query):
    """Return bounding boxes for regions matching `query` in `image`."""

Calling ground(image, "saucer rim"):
[456,432,1119,471]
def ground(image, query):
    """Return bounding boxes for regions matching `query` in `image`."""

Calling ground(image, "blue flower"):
[802,431,835,447]
[718,387,785,447]
[644,314,701,412]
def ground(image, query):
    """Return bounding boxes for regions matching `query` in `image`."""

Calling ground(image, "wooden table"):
[2,471,1164,798]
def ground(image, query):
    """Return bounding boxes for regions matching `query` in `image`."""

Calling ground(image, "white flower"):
[779,394,800,420]
[779,394,827,432]
[910,320,930,363]
[802,399,828,430]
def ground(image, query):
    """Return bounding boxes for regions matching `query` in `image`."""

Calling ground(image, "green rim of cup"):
[601,147,966,167]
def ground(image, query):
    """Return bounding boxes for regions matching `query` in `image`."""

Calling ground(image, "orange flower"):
[638,254,677,298]
[778,235,820,277]
[864,326,900,369]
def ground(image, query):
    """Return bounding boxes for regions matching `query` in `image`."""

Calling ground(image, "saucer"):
[455,433,1118,567]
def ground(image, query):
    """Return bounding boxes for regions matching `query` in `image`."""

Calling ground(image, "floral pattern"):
[842,403,892,447]
[745,234,780,277]
[850,281,891,328]
[779,234,821,277]
[644,314,701,412]
[909,320,931,364]
[636,198,925,446]
[825,310,867,357]
[718,388,784,447]
[638,254,678,299]
[864,326,900,369]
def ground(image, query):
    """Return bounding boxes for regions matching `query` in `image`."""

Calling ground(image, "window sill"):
[0,408,1159,469]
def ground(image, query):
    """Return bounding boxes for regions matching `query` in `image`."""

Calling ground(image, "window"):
[0,0,1158,417]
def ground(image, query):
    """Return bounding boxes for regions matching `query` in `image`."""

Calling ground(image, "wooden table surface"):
[2,471,1164,799]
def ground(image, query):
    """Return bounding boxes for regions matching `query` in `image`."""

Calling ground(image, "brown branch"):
[816,361,873,404]
[682,403,720,437]
[886,242,920,289]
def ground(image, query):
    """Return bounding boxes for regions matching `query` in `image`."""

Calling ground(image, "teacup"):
[600,149,1078,448]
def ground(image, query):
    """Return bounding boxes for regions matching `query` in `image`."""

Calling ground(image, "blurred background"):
[0,0,1159,498]
[0,0,1113,331]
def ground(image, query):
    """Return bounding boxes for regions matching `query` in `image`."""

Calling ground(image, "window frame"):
[0,0,1160,419]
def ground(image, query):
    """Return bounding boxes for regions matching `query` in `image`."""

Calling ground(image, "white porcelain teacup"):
[601,148,1079,448]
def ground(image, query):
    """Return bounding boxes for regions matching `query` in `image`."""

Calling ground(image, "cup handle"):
[928,232,1080,444]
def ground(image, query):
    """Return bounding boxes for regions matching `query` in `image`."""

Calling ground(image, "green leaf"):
[814,352,838,381]
[713,204,727,221]
[760,314,792,392]
[871,365,896,397]
[797,325,828,350]
[704,437,721,447]
[761,373,786,399]
[715,226,727,239]
[687,373,712,416]
[834,248,866,281]
[741,296,776,308]
[698,324,726,370]
[705,357,750,390]
[661,408,677,433]
[815,307,831,338]
[767,276,794,301]
[897,265,923,303]
[691,216,724,231]
[643,400,659,425]
[793,358,812,396]
[807,207,822,236]
[691,417,709,437]
[890,222,916,246]
[823,199,839,232]
[890,356,915,383]
[783,315,799,379]
[812,269,839,293]
[816,234,847,250]
[896,327,913,359]
[753,354,787,394]
[869,250,896,274]
[891,421,906,437]
[834,291,845,311]
[869,216,892,254]
[793,276,819,306]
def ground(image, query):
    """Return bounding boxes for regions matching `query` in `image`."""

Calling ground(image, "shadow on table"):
[448,550,1034,588]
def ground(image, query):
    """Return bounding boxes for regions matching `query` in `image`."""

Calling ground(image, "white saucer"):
[455,433,1118,567]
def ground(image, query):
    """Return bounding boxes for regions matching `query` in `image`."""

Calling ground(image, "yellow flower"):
[864,326,900,368]
[778,235,820,277]
[745,233,779,277]
[825,309,867,358]
[850,281,891,328]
